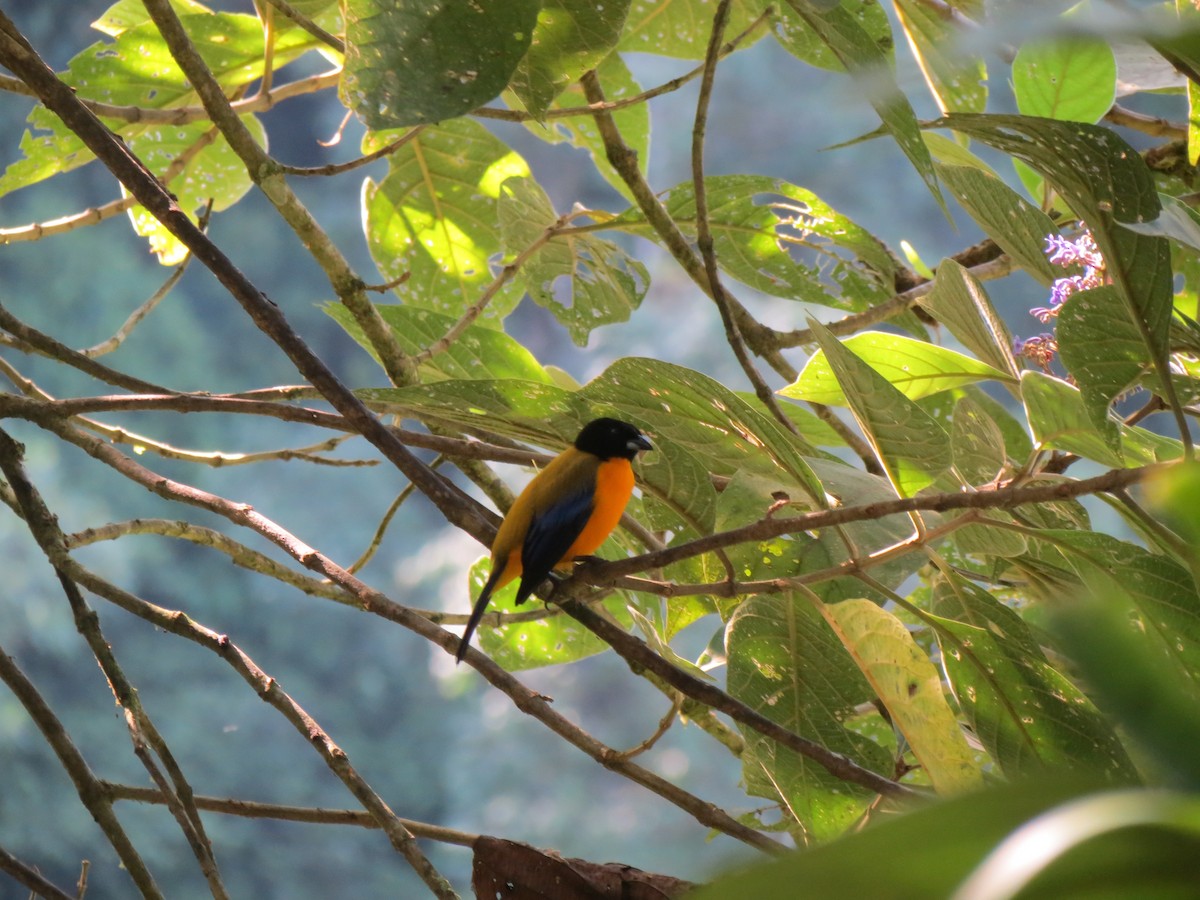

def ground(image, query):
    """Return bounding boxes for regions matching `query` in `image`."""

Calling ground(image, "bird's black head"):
[574,417,653,460]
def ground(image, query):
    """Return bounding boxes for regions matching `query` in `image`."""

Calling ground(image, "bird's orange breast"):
[564,457,634,559]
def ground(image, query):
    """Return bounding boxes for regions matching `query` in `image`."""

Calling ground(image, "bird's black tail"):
[456,568,502,663]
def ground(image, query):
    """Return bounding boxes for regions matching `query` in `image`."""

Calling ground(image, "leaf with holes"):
[509,0,633,118]
[498,178,648,345]
[341,0,538,127]
[937,164,1059,286]
[930,574,1136,779]
[727,594,888,839]
[363,119,530,322]
[0,12,318,196]
[633,175,896,310]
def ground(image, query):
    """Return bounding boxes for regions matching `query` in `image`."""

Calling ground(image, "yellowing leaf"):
[821,599,983,795]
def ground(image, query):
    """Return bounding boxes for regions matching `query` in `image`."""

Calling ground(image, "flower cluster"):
[1012,333,1058,372]
[1013,228,1106,371]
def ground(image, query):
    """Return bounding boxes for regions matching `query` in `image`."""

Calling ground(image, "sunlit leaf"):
[808,321,952,496]
[727,594,887,838]
[1012,36,1116,124]
[785,331,1012,405]
[324,304,552,384]
[498,178,648,345]
[509,0,632,118]
[363,119,530,322]
[822,599,982,795]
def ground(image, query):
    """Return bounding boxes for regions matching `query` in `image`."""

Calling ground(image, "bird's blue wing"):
[516,484,594,605]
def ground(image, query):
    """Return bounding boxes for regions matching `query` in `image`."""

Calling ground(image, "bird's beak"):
[629,434,653,454]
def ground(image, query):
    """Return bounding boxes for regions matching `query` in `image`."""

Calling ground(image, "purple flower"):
[1044,231,1103,270]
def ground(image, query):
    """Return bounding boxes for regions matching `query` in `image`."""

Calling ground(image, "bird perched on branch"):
[456,418,652,663]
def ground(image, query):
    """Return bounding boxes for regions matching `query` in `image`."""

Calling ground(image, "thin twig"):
[102,782,476,844]
[23,409,783,854]
[1104,103,1186,140]
[81,195,216,359]
[0,303,179,394]
[0,428,229,898]
[690,0,800,439]
[775,254,1014,348]
[138,0,416,387]
[278,125,424,176]
[0,69,340,125]
[0,646,162,896]
[1,124,220,245]
[258,0,344,52]
[0,844,76,900]
[413,209,582,368]
[347,456,447,574]
[0,425,456,897]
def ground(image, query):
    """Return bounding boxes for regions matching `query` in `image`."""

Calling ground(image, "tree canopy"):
[3,0,1200,897]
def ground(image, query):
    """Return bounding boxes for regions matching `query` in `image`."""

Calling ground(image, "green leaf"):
[1052,595,1200,788]
[0,12,317,197]
[822,599,983,795]
[808,321,952,496]
[619,0,771,58]
[469,556,637,669]
[804,457,932,598]
[922,131,993,170]
[520,53,648,200]
[509,0,633,118]
[726,594,887,839]
[950,395,1006,485]
[688,778,1126,900]
[1120,194,1200,252]
[953,513,1029,559]
[1055,284,1150,428]
[1021,371,1122,465]
[125,115,266,265]
[921,260,1017,376]
[323,304,552,384]
[584,357,825,504]
[92,0,211,36]
[894,0,986,113]
[498,179,648,345]
[1024,348,1182,466]
[341,0,538,128]
[963,385,1034,461]
[781,0,944,210]
[1053,530,1200,687]
[784,331,1012,404]
[937,164,1059,285]
[940,115,1173,428]
[630,175,896,310]
[362,119,530,322]
[1012,36,1117,124]
[771,0,892,72]
[931,574,1136,780]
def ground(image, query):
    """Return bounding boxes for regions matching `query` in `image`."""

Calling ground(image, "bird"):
[456,417,653,663]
